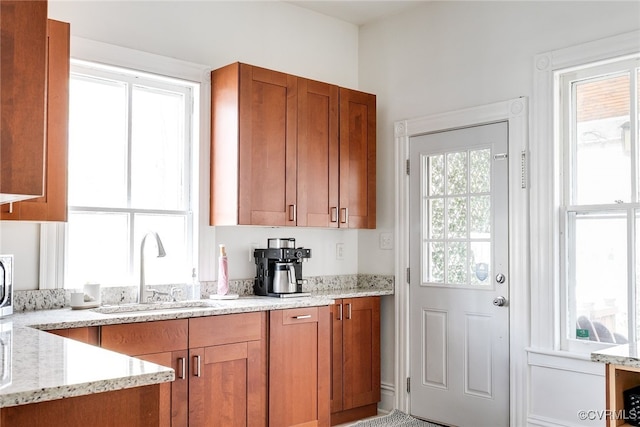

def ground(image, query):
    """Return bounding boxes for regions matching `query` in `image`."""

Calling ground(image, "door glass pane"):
[571,211,628,343]
[429,199,444,239]
[446,152,467,195]
[447,197,467,238]
[422,147,493,287]
[447,242,467,284]
[470,149,491,193]
[429,155,444,196]
[67,212,129,286]
[131,86,186,210]
[68,76,127,208]
[574,73,631,204]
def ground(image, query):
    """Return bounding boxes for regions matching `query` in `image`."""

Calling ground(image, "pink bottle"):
[217,244,229,295]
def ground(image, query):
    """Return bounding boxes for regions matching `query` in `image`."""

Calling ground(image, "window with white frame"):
[65,61,198,288]
[560,56,639,348]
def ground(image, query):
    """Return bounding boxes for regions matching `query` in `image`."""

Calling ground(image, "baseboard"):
[379,381,395,414]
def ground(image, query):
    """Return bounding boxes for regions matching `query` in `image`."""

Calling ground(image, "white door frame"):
[394,97,529,426]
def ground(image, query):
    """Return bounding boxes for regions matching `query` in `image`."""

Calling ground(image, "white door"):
[409,122,509,427]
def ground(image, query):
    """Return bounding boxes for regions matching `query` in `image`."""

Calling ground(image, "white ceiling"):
[286,1,427,26]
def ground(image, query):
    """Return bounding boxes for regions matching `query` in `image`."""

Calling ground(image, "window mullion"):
[126,82,134,208]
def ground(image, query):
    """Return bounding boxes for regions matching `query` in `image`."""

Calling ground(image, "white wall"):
[358,1,640,424]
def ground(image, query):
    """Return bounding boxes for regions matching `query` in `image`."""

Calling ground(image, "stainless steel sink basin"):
[93,300,217,314]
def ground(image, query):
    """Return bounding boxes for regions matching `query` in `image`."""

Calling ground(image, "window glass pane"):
[574,73,631,204]
[134,214,188,285]
[571,211,628,343]
[131,86,186,210]
[67,212,129,286]
[68,76,127,207]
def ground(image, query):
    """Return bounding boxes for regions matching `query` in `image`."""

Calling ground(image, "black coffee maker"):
[253,238,311,297]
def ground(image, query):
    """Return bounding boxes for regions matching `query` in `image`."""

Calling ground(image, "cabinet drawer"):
[280,307,319,325]
[101,319,188,355]
[189,312,265,348]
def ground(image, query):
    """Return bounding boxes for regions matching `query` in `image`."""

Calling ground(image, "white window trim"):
[39,37,212,289]
[530,30,640,353]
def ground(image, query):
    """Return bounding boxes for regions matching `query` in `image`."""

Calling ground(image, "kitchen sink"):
[93,300,217,314]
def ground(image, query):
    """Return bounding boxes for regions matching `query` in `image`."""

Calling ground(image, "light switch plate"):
[379,232,393,250]
[249,243,259,262]
[336,243,344,260]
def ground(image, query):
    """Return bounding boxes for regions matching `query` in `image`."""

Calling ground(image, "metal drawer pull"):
[337,303,343,321]
[289,204,297,222]
[193,355,201,377]
[294,314,312,319]
[347,303,352,320]
[340,207,349,224]
[331,207,338,223]
[178,357,186,380]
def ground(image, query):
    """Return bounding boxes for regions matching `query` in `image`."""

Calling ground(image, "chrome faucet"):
[139,231,166,304]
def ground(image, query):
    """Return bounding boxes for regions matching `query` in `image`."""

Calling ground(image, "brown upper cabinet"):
[210,62,376,229]
[0,0,49,204]
[1,17,70,221]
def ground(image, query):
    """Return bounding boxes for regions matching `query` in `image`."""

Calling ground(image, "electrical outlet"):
[380,232,393,250]
[336,243,344,260]
[249,243,259,262]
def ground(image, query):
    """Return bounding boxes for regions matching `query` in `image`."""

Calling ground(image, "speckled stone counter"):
[1,289,393,409]
[591,343,640,368]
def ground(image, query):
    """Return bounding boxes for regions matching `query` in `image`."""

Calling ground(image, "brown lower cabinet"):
[100,313,267,427]
[45,303,380,427]
[330,297,381,426]
[269,306,331,427]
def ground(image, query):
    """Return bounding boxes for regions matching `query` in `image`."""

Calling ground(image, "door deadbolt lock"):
[496,273,506,284]
[493,296,507,307]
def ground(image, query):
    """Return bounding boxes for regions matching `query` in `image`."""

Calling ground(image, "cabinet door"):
[330,300,344,413]
[189,341,265,427]
[297,79,339,227]
[238,64,298,226]
[0,0,48,202]
[339,88,376,229]
[138,350,188,427]
[270,307,330,427]
[343,297,380,410]
[2,19,70,221]
[48,326,99,345]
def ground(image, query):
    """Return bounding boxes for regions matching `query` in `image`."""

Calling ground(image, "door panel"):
[409,122,509,427]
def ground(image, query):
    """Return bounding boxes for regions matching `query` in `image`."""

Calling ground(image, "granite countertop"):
[0,288,392,408]
[591,342,640,368]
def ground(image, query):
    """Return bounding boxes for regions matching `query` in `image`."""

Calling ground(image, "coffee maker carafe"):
[253,238,311,297]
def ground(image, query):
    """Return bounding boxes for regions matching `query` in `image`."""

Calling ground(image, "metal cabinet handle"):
[337,303,343,321]
[289,204,297,222]
[178,357,186,380]
[294,314,311,319]
[340,207,348,224]
[193,355,201,377]
[331,207,338,223]
[346,303,352,320]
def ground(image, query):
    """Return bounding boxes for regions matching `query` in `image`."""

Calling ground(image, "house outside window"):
[65,61,198,288]
[559,57,639,350]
